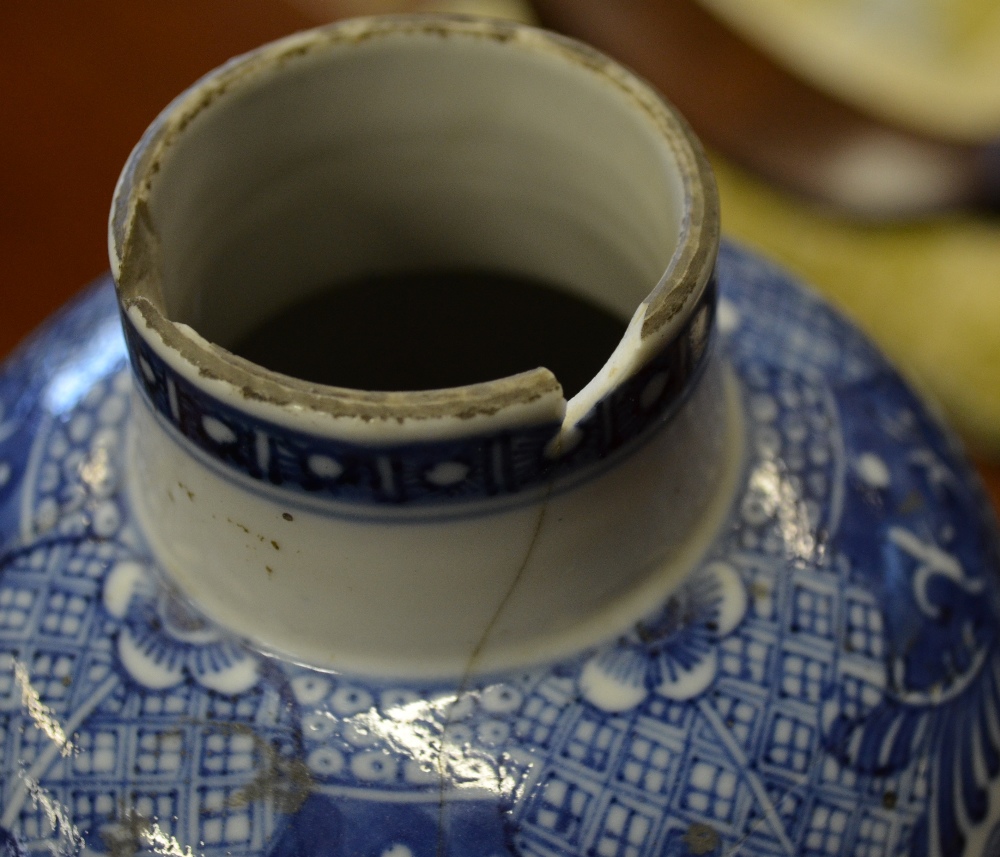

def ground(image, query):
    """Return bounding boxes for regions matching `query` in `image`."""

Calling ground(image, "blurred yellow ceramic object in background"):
[712,152,1000,457]
[286,0,536,24]
[418,0,535,20]
[701,0,1000,141]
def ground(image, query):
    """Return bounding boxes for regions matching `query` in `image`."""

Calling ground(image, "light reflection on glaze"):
[140,820,196,857]
[102,806,201,857]
[14,660,75,757]
[79,446,112,495]
[343,694,507,796]
[746,460,818,561]
[21,774,85,855]
[44,318,126,415]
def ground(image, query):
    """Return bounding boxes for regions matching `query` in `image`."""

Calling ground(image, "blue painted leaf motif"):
[884,527,994,699]
[823,379,1000,857]
[825,448,1000,741]
[833,659,1000,857]
[579,561,746,712]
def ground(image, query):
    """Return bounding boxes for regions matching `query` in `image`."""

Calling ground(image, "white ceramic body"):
[125,354,739,676]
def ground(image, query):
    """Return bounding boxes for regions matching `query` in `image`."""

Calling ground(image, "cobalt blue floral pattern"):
[103,560,261,695]
[1,242,999,856]
[578,561,747,712]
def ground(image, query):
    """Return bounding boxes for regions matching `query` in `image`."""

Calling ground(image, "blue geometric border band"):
[120,276,716,506]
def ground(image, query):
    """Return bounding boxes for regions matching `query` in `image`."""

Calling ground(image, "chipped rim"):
[108,14,719,444]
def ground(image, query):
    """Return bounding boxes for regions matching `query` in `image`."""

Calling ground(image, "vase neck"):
[110,16,730,677]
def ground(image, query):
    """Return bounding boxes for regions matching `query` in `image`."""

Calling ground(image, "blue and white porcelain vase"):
[1,15,999,857]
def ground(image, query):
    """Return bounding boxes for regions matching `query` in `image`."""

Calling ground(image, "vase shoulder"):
[1,242,999,856]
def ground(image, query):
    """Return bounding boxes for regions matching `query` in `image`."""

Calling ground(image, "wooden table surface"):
[2,2,998,515]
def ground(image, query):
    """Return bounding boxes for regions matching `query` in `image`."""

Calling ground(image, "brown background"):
[2,1,998,512]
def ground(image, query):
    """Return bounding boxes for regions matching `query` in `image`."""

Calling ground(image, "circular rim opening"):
[110,15,718,431]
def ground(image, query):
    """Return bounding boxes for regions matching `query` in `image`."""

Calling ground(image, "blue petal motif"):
[103,560,259,693]
[579,561,747,711]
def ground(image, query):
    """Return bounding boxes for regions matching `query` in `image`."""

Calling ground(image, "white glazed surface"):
[124,351,741,677]
[109,16,724,676]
